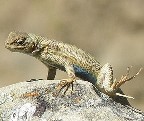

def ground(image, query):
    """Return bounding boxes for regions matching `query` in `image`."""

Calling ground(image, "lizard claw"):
[55,78,75,95]
[59,79,68,87]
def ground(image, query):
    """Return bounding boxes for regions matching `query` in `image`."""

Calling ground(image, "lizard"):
[5,31,142,105]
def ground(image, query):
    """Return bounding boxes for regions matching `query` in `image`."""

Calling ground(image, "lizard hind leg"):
[112,66,143,95]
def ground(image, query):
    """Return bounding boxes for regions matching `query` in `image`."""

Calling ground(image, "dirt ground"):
[0,0,144,111]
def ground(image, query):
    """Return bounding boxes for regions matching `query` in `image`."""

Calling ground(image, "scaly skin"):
[5,31,142,105]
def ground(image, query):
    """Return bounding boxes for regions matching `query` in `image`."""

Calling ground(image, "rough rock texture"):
[0,80,144,121]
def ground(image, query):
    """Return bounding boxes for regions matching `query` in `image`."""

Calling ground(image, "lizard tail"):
[116,93,134,99]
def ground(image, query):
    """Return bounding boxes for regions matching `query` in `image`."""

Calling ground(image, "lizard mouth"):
[5,41,26,51]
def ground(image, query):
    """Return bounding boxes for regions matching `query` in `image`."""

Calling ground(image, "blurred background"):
[0,0,144,110]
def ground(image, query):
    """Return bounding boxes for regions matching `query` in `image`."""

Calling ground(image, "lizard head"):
[5,31,38,54]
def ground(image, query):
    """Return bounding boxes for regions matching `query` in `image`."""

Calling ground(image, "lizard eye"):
[17,38,26,45]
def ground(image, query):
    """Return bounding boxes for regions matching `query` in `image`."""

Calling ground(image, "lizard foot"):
[53,78,75,96]
[112,67,143,90]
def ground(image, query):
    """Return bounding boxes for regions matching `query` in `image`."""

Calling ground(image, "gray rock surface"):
[0,80,144,121]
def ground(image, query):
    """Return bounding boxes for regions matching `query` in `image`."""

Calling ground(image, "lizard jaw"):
[5,43,26,52]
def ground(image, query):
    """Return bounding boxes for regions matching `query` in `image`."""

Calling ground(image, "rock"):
[0,80,144,121]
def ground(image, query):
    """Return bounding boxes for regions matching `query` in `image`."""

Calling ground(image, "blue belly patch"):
[73,65,97,85]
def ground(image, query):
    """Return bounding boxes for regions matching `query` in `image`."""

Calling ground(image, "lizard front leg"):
[47,66,56,80]
[56,64,76,94]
